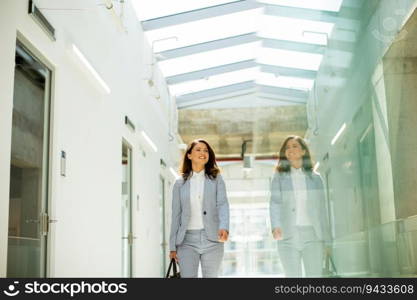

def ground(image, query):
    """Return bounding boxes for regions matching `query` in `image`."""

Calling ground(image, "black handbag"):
[165,258,181,278]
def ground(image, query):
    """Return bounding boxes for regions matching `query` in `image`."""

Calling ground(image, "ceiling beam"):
[141,0,263,31]
[176,81,309,108]
[178,91,255,109]
[176,80,256,104]
[262,38,326,54]
[257,85,309,103]
[264,4,360,32]
[258,95,306,105]
[157,32,260,61]
[166,59,257,85]
[167,60,324,86]
[259,64,317,79]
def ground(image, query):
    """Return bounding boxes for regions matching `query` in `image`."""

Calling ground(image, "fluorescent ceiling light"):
[259,0,343,12]
[260,15,334,45]
[146,9,261,52]
[331,123,346,145]
[258,48,323,71]
[132,0,236,21]
[170,167,180,179]
[169,67,259,96]
[71,44,111,94]
[158,42,258,77]
[141,131,158,152]
[256,73,314,90]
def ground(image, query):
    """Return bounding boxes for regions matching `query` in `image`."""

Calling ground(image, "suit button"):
[203,211,207,215]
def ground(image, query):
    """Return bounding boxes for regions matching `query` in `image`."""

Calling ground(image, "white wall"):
[0,0,180,277]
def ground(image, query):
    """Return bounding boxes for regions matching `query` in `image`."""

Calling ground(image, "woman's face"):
[285,139,305,162]
[187,142,209,166]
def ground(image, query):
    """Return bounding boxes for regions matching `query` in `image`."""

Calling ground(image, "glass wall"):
[215,1,417,277]
[163,0,417,278]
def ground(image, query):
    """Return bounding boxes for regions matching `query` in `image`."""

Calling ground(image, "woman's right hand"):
[272,228,283,240]
[169,251,178,262]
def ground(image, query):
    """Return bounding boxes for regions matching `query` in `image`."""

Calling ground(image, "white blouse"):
[187,170,205,230]
[291,167,312,226]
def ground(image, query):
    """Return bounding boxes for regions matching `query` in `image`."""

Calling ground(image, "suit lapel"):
[181,178,191,213]
[202,175,211,210]
[280,172,294,191]
[305,173,314,191]
[305,174,316,213]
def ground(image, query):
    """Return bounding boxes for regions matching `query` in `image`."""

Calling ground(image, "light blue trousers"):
[278,226,324,277]
[177,229,224,278]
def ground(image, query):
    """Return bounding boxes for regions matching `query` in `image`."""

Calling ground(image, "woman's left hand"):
[218,229,229,242]
[324,246,332,257]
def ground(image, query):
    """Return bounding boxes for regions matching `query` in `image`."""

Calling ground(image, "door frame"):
[10,34,56,277]
[121,139,134,277]
[159,175,167,276]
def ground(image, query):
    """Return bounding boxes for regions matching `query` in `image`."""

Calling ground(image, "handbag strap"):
[165,258,178,278]
[165,259,174,278]
[172,259,178,274]
[328,255,337,273]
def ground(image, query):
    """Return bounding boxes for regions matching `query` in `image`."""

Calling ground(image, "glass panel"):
[221,202,284,277]
[259,0,343,12]
[258,48,323,70]
[146,9,260,52]
[169,68,258,96]
[257,73,314,90]
[158,42,258,76]
[260,16,334,45]
[7,43,50,277]
[133,0,237,21]
[171,0,417,278]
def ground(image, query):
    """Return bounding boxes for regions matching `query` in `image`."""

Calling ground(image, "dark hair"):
[275,136,314,174]
[181,139,220,181]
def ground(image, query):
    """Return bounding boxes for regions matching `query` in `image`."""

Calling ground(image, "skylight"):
[259,0,343,12]
[169,67,259,96]
[132,0,237,21]
[256,73,314,90]
[258,48,323,71]
[259,15,334,45]
[145,9,261,52]
[158,42,259,77]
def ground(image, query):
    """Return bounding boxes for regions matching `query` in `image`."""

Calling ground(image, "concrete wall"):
[0,0,180,277]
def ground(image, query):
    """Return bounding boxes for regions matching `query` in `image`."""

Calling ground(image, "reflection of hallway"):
[1,0,417,278]
[220,161,283,277]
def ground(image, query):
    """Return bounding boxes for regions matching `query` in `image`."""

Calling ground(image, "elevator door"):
[7,42,52,277]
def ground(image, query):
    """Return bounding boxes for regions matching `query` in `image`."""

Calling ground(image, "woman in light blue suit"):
[169,139,229,278]
[270,136,331,277]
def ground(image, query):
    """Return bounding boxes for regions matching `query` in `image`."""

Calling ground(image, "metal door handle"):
[25,219,40,223]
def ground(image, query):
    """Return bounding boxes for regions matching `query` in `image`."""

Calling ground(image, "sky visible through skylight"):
[132,0,341,97]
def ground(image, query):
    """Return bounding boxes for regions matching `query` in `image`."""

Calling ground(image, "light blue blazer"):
[269,170,332,244]
[169,174,230,251]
